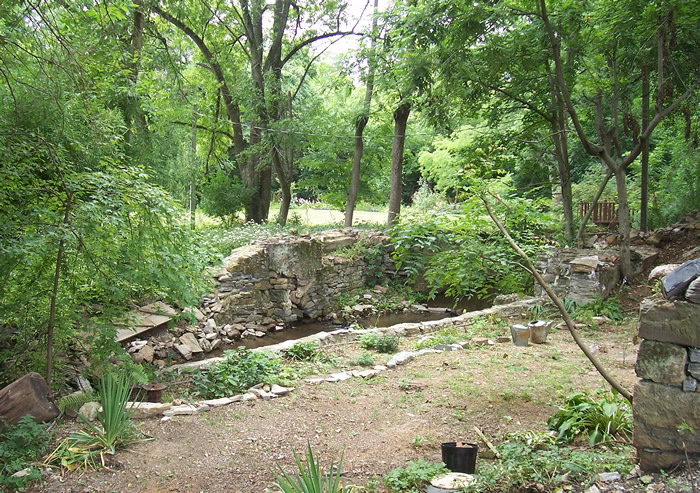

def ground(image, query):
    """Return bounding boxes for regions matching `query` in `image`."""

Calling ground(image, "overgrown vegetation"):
[191,348,281,399]
[0,416,52,490]
[466,431,635,492]
[359,333,400,354]
[548,390,633,446]
[390,181,555,301]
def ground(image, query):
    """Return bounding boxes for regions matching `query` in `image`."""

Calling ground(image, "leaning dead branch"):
[481,195,633,403]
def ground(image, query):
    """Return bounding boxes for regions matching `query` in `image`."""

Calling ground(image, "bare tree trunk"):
[190,104,197,230]
[345,116,368,227]
[345,0,378,228]
[640,63,650,232]
[47,192,72,387]
[547,70,573,242]
[614,166,633,279]
[271,145,291,226]
[387,102,410,226]
[576,169,613,240]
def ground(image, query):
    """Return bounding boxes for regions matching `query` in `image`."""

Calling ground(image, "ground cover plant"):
[191,348,281,399]
[0,415,52,490]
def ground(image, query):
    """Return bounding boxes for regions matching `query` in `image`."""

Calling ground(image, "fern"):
[58,390,98,414]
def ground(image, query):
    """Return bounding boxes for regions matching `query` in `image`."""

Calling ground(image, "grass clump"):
[273,442,351,492]
[283,341,320,361]
[48,372,148,470]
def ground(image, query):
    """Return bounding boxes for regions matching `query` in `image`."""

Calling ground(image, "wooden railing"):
[578,200,620,225]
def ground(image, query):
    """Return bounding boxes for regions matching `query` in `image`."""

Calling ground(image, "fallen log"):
[0,372,60,427]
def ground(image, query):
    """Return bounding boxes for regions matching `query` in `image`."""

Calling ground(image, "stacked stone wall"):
[634,298,700,471]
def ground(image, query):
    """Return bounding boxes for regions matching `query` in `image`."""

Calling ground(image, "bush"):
[390,179,553,301]
[192,348,281,399]
[0,415,51,490]
[359,333,399,354]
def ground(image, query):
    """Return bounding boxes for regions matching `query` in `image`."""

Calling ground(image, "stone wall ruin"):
[634,259,700,471]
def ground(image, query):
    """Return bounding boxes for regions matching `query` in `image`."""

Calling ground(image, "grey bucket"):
[528,320,550,344]
[510,324,530,347]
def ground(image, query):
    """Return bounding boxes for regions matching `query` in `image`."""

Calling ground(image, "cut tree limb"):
[0,372,60,427]
[482,195,633,403]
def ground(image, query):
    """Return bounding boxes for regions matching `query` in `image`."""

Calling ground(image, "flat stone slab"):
[638,298,700,347]
[162,403,210,416]
[662,258,700,299]
[129,402,173,419]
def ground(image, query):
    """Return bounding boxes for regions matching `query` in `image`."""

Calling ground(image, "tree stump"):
[0,372,59,427]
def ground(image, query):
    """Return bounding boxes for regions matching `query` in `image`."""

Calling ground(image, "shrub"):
[0,415,51,490]
[359,333,399,354]
[191,348,280,399]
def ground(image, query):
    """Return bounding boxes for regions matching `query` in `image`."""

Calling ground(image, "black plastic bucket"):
[441,442,478,473]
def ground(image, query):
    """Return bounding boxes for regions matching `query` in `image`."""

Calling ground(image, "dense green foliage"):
[0,416,52,490]
[391,179,555,300]
[548,390,633,446]
[191,348,281,399]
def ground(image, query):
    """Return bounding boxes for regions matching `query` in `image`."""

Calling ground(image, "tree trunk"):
[345,115,368,227]
[547,70,573,242]
[190,104,197,230]
[640,63,650,232]
[271,145,291,226]
[0,373,59,427]
[47,192,71,387]
[614,166,633,279]
[345,0,378,228]
[576,169,613,240]
[387,102,411,226]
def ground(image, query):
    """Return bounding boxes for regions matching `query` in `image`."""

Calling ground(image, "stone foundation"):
[534,248,621,304]
[634,299,700,471]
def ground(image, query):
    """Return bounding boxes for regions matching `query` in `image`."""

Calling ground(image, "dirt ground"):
[34,225,699,493]
[36,320,641,493]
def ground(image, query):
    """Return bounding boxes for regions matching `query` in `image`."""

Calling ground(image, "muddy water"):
[196,297,493,360]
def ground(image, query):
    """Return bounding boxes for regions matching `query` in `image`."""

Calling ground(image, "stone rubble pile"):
[633,255,700,471]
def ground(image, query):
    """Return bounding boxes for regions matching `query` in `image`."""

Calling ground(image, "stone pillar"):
[634,298,700,471]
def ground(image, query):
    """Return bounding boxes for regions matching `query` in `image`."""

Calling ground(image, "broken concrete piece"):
[179,333,203,353]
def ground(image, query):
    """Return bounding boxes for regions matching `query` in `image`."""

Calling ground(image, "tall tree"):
[539,0,700,278]
[345,0,380,228]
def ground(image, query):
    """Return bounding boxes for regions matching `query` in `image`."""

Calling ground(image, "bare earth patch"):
[37,320,641,493]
